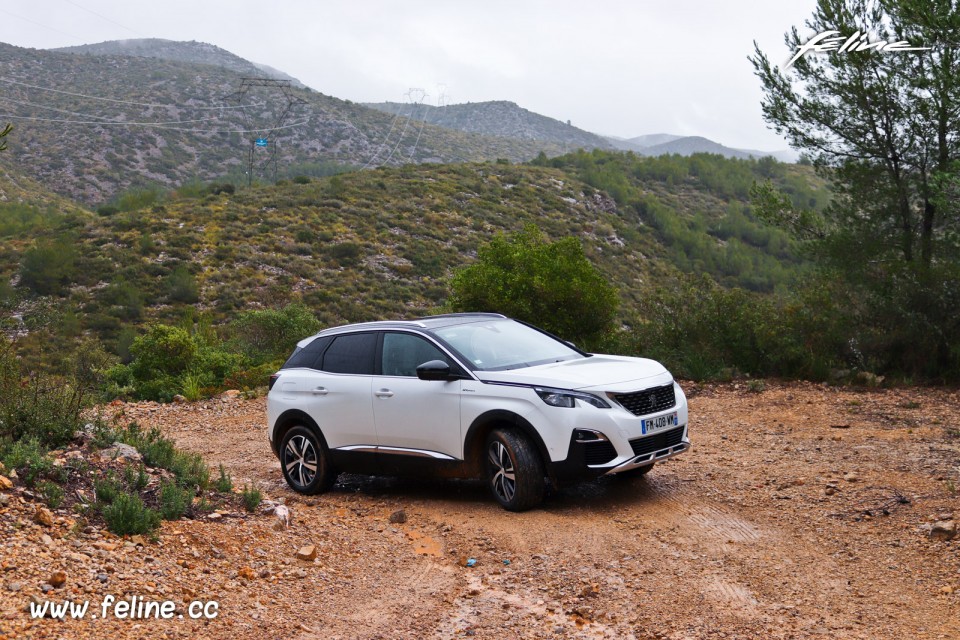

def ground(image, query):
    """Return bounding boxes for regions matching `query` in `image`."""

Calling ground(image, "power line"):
[0,77,256,110]
[408,90,430,161]
[61,0,147,38]
[0,112,310,134]
[0,96,227,124]
[0,9,86,44]
[360,101,404,170]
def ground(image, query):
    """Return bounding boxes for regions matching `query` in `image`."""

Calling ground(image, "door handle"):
[374,389,394,398]
[312,387,329,396]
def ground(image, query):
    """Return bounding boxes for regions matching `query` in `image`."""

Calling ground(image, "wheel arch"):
[463,410,551,478]
[271,409,326,457]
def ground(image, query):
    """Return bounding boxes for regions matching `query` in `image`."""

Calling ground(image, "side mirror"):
[416,360,452,381]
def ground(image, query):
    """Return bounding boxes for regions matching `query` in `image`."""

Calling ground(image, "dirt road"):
[3,381,958,639]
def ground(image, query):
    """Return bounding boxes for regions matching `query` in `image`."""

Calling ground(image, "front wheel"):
[279,426,338,494]
[485,429,545,512]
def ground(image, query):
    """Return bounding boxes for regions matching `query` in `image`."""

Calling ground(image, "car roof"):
[315,312,508,336]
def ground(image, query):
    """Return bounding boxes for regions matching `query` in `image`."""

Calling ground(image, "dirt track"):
[3,381,959,639]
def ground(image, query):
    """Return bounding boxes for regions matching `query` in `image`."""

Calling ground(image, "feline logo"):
[786,30,930,68]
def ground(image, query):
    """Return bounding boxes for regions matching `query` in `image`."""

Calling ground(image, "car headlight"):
[534,387,611,409]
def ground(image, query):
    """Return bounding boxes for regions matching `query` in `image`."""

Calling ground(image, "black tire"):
[484,428,545,512]
[279,425,338,495]
[614,462,655,479]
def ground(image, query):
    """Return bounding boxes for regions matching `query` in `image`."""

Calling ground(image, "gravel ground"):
[1,381,958,639]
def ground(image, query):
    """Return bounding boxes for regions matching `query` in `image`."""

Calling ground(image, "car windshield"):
[431,319,584,371]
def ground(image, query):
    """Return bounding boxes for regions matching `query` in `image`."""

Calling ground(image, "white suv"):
[267,313,689,511]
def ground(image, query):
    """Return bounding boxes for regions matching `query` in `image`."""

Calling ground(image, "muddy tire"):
[279,425,338,494]
[484,428,545,512]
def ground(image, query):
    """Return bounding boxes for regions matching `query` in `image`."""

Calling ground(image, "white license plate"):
[641,412,678,435]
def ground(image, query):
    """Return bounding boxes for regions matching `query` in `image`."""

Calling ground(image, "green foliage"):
[214,463,233,493]
[19,238,78,295]
[228,302,321,364]
[449,225,619,346]
[0,438,52,488]
[130,325,196,379]
[122,462,149,491]
[39,481,65,509]
[112,186,163,213]
[619,274,857,381]
[0,123,12,151]
[167,266,199,304]
[100,491,160,536]
[93,473,120,505]
[241,484,262,513]
[0,340,90,447]
[158,480,191,520]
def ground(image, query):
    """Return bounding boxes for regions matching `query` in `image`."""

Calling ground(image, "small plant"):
[746,379,766,393]
[170,451,210,491]
[1,438,52,488]
[39,481,65,509]
[123,462,149,491]
[214,464,233,493]
[181,372,204,402]
[158,480,190,520]
[241,483,262,512]
[94,472,120,505]
[101,491,160,536]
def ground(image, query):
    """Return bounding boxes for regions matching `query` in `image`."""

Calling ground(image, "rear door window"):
[320,333,377,375]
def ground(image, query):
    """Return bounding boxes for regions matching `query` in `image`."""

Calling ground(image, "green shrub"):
[0,438,52,488]
[448,225,619,347]
[93,473,120,504]
[158,480,191,520]
[39,481,65,509]
[101,492,160,536]
[241,484,262,512]
[214,463,233,492]
[228,303,321,364]
[18,238,78,295]
[123,462,149,491]
[169,451,209,491]
[167,266,199,304]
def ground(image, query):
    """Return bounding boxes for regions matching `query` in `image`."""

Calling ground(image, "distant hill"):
[53,39,307,87]
[0,41,576,204]
[603,133,798,163]
[365,100,614,150]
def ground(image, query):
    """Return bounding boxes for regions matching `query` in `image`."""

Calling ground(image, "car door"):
[372,331,463,459]
[280,332,377,450]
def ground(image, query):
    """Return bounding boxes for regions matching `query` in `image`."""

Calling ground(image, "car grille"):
[612,383,676,416]
[630,426,685,457]
[584,440,618,465]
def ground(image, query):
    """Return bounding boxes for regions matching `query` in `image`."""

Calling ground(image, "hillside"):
[0,152,828,361]
[0,41,577,204]
[365,100,613,150]
[53,38,307,87]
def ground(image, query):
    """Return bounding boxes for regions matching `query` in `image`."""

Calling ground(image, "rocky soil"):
[1,381,958,639]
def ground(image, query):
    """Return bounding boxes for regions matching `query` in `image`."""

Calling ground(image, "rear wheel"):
[485,428,545,511]
[279,425,338,494]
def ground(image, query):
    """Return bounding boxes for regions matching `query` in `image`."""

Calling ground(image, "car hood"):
[474,354,671,391]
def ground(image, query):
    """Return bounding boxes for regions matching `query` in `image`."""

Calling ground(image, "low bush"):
[241,484,262,512]
[101,492,160,536]
[158,480,191,520]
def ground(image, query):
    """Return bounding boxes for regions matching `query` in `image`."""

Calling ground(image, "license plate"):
[641,412,678,435]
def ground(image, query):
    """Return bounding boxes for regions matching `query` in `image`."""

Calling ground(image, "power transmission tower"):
[226,78,307,185]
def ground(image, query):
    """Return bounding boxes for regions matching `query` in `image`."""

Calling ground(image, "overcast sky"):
[3,0,819,151]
